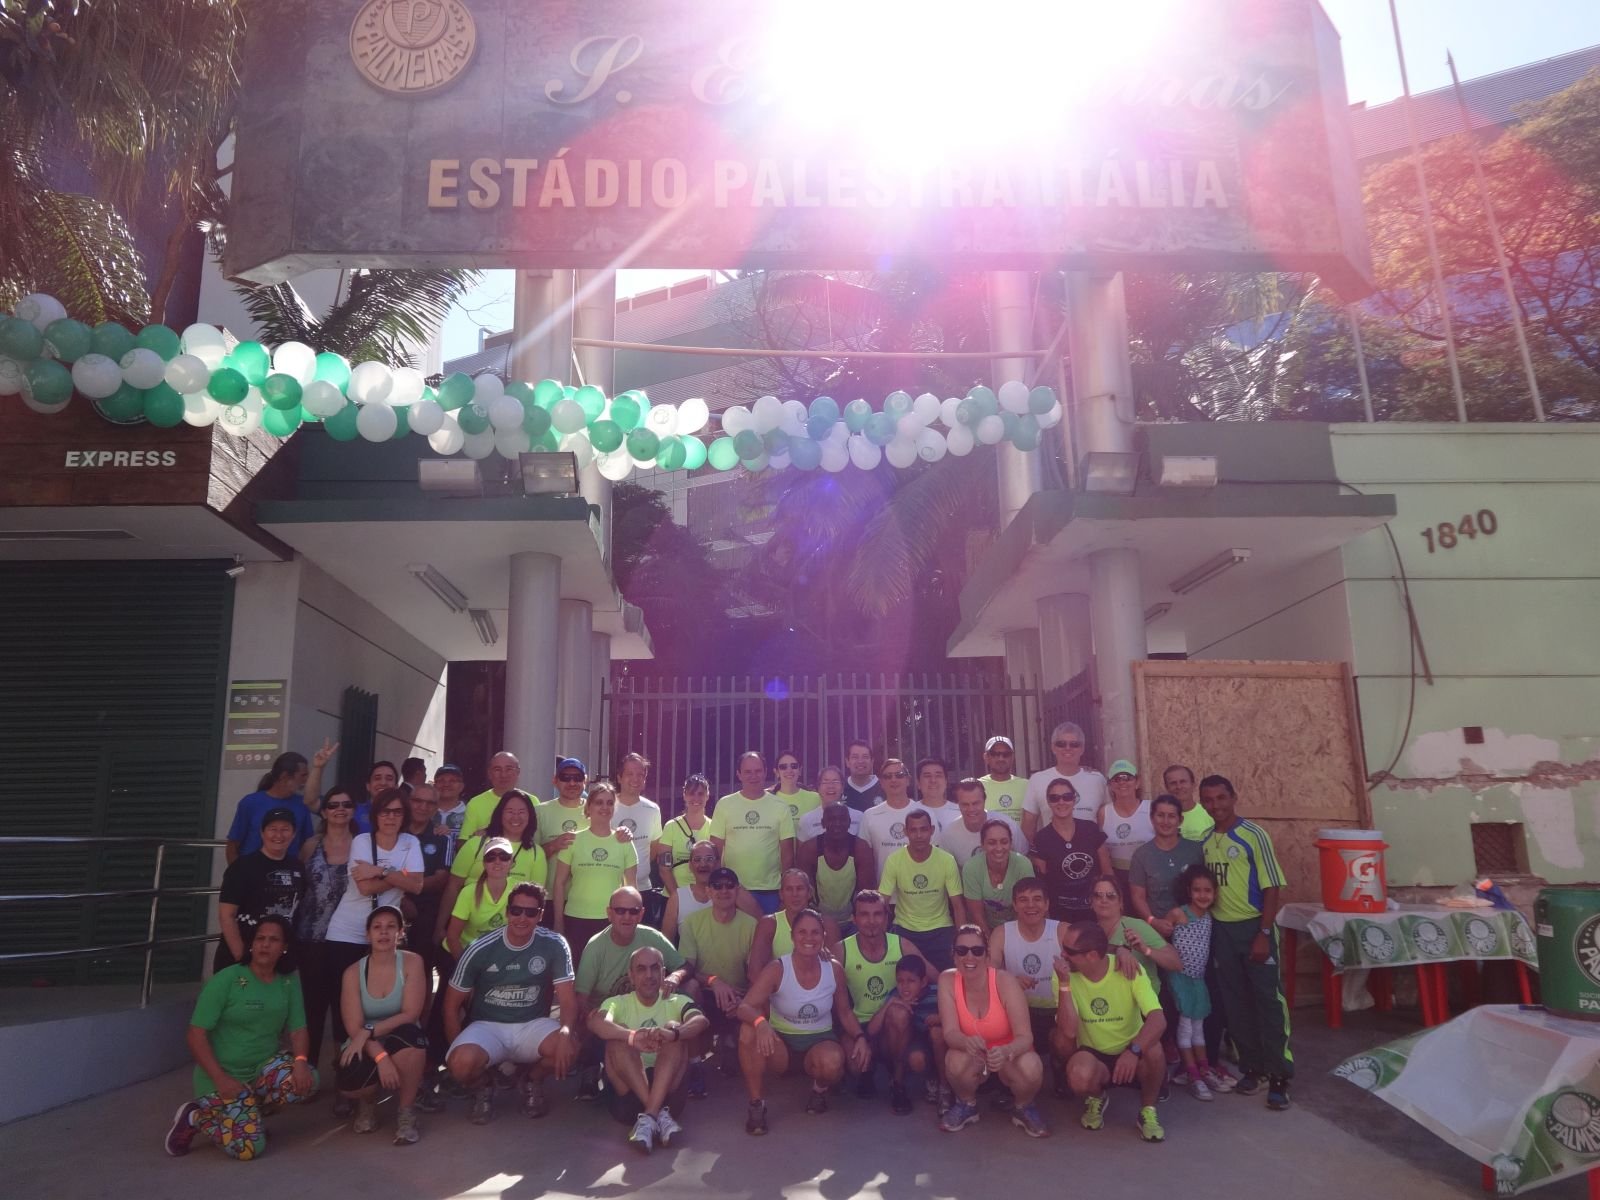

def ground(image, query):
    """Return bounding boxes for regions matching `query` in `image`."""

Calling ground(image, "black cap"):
[707,866,739,888]
[261,806,298,829]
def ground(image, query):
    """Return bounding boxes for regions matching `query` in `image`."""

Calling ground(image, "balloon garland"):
[0,293,1063,478]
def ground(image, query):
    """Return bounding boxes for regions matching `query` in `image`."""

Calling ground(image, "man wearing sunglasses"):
[1021,722,1109,842]
[443,882,577,1124]
[979,736,1027,819]
[539,758,589,857]
[858,758,927,883]
[679,866,759,1084]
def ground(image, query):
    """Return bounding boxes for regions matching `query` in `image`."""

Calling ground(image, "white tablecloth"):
[1279,902,1537,973]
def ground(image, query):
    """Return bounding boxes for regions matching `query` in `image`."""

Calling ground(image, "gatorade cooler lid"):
[1318,829,1385,841]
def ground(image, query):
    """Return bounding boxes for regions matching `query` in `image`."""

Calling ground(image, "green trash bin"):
[1535,886,1600,1020]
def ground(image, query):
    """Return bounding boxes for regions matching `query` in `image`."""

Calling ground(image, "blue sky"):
[439,0,1600,361]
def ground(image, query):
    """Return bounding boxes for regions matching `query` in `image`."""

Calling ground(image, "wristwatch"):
[363,1022,375,1033]
[1128,1042,1143,1057]
[1258,926,1272,937]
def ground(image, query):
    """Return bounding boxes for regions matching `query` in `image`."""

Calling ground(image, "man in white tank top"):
[989,878,1070,1087]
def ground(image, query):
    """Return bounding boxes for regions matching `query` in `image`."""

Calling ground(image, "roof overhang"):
[0,505,284,563]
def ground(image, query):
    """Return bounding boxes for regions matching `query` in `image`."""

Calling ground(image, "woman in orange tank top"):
[936,924,1048,1136]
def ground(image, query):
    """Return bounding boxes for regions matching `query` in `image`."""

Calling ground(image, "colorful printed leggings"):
[195,1053,318,1161]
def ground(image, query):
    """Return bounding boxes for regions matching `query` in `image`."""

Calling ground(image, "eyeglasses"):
[1092,892,1120,902]
[882,770,910,780]
[484,852,512,863]
[953,944,987,957]
[377,807,406,818]
[1053,740,1083,749]
[1062,945,1089,958]
[710,882,738,892]
[1111,774,1135,783]
[323,800,355,810]
[778,762,800,770]
[556,773,584,783]
[506,905,541,917]
[610,906,643,916]
[1047,793,1078,805]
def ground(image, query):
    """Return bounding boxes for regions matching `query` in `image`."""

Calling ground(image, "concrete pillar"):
[511,270,574,386]
[1002,627,1043,773]
[555,599,595,761]
[589,631,612,772]
[573,269,617,566]
[988,271,1041,525]
[505,552,562,783]
[1063,272,1137,460]
[1038,592,1092,688]
[1089,548,1145,764]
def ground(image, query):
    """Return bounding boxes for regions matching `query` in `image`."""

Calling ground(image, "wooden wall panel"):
[0,398,212,507]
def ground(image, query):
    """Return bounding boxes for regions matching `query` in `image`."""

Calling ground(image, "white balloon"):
[721,405,752,436]
[885,437,918,469]
[461,429,497,460]
[388,366,426,408]
[751,394,783,433]
[913,392,941,425]
[939,395,963,427]
[675,397,709,434]
[946,424,976,456]
[119,347,167,390]
[896,413,924,441]
[356,402,398,441]
[71,353,124,399]
[1036,401,1063,430]
[271,341,317,386]
[17,292,66,330]
[827,421,850,446]
[597,449,633,481]
[302,379,347,418]
[916,428,948,462]
[820,442,849,472]
[780,398,808,436]
[551,397,587,434]
[847,433,882,470]
[471,373,505,404]
[165,353,210,393]
[407,397,445,435]
[428,418,465,455]
[217,395,263,438]
[0,356,24,396]
[998,379,1031,414]
[494,428,532,458]
[180,323,228,368]
[560,431,596,470]
[645,402,678,435]
[348,360,394,405]
[975,414,1006,445]
[488,394,525,431]
[181,391,221,426]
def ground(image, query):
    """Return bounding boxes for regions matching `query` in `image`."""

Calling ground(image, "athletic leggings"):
[1176,1015,1205,1050]
[193,1053,318,1161]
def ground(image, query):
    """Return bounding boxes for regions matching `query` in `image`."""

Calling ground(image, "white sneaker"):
[654,1106,682,1146]
[1189,1077,1215,1102]
[629,1111,656,1153]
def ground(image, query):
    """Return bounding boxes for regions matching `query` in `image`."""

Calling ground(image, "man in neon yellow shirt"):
[462,751,530,840]
[538,758,589,855]
[1163,764,1215,841]
[708,751,795,913]
[980,736,1027,817]
[1056,920,1167,1142]
[879,810,961,971]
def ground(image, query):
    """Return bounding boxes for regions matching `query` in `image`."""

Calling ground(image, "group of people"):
[169,725,1292,1162]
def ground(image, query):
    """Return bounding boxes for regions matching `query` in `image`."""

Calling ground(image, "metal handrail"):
[0,834,228,1008]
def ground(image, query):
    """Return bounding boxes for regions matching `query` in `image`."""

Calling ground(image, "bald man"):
[462,751,529,840]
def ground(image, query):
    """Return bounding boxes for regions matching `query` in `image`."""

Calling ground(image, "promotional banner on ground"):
[1305,907,1538,972]
[228,0,1372,295]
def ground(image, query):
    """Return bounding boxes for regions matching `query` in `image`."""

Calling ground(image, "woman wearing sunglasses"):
[937,924,1047,1138]
[554,780,640,967]
[1028,778,1113,924]
[768,751,821,825]
[443,837,518,956]
[296,785,357,1067]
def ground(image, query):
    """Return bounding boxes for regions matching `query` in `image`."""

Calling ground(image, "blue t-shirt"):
[226,791,316,858]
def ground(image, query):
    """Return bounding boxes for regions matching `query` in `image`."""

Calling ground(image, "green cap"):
[1108,759,1138,780]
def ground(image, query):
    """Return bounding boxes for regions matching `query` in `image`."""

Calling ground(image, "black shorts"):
[1029,1008,1059,1055]
[605,1065,688,1124]
[335,1024,427,1091]
[1073,1046,1143,1087]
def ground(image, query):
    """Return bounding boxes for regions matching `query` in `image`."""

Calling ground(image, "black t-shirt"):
[414,831,451,877]
[844,779,885,813]
[1030,819,1107,921]
[410,830,451,939]
[218,851,305,959]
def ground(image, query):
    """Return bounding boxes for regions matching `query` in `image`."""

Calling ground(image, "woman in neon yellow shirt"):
[443,836,516,955]
[553,781,639,967]
[657,774,712,899]
[769,750,821,825]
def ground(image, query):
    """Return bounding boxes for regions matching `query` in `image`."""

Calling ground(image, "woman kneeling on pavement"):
[166,916,316,1161]
[938,923,1048,1138]
[336,904,428,1144]
[736,908,871,1135]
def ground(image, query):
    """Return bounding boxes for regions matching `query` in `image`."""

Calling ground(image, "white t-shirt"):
[325,832,424,944]
[611,796,663,882]
[938,812,1027,866]
[798,803,862,843]
[1022,767,1109,823]
[858,801,929,867]
[915,801,962,836]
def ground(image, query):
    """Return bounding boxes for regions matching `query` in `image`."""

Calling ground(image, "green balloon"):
[208,367,249,405]
[680,435,708,470]
[323,401,360,441]
[0,317,43,360]
[227,341,271,386]
[805,414,835,441]
[790,438,823,470]
[522,404,552,439]
[966,385,997,417]
[708,436,739,471]
[956,398,982,426]
[505,380,536,404]
[141,382,185,426]
[575,384,606,422]
[262,373,303,410]
[136,324,182,360]
[95,382,146,422]
[1000,412,1021,441]
[625,427,660,461]
[89,321,135,361]
[437,372,474,410]
[533,378,564,408]
[610,394,641,431]
[1012,414,1041,451]
[533,429,560,452]
[732,429,763,460]
[589,418,623,453]
[809,395,840,424]
[390,405,411,439]
[884,390,913,417]
[656,438,687,471]
[44,318,93,363]
[263,405,303,437]
[843,398,873,432]
[864,411,897,445]
[25,358,72,405]
[761,428,789,455]
[1028,385,1056,415]
[456,401,490,435]
[740,451,769,471]
[313,352,351,391]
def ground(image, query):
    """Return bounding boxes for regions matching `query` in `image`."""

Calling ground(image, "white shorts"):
[450,1017,562,1066]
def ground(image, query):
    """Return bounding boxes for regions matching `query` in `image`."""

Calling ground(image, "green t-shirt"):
[680,907,757,991]
[981,775,1027,817]
[879,846,960,932]
[1107,916,1171,987]
[708,793,796,891]
[575,925,685,1000]
[449,926,574,1025]
[189,964,307,1097]
[961,852,1035,926]
[557,827,640,919]
[658,814,712,888]
[1067,965,1161,1054]
[450,878,512,947]
[773,788,822,824]
[1203,820,1286,923]
[1181,804,1215,842]
[842,932,904,1021]
[451,835,546,889]
[537,799,586,845]
[597,991,700,1067]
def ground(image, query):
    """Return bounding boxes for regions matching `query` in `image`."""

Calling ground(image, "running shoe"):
[1081,1093,1107,1131]
[629,1111,656,1153]
[939,1099,980,1132]
[936,1084,954,1115]
[890,1083,913,1115]
[1158,1079,1171,1104]
[923,1078,940,1107]
[577,1067,601,1101]
[331,1094,356,1119]
[1233,1073,1263,1096]
[353,1099,378,1134]
[470,1086,494,1125]
[164,1100,200,1157]
[1011,1104,1050,1138]
[1138,1105,1165,1142]
[655,1106,682,1146]
[1189,1077,1215,1102]
[745,1100,769,1136]
[1203,1068,1237,1094]
[687,1061,708,1100]
[1170,1068,1191,1087]
[415,1084,447,1113]
[522,1078,549,1119]
[1267,1077,1292,1110]
[393,1106,420,1145]
[806,1087,830,1115]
